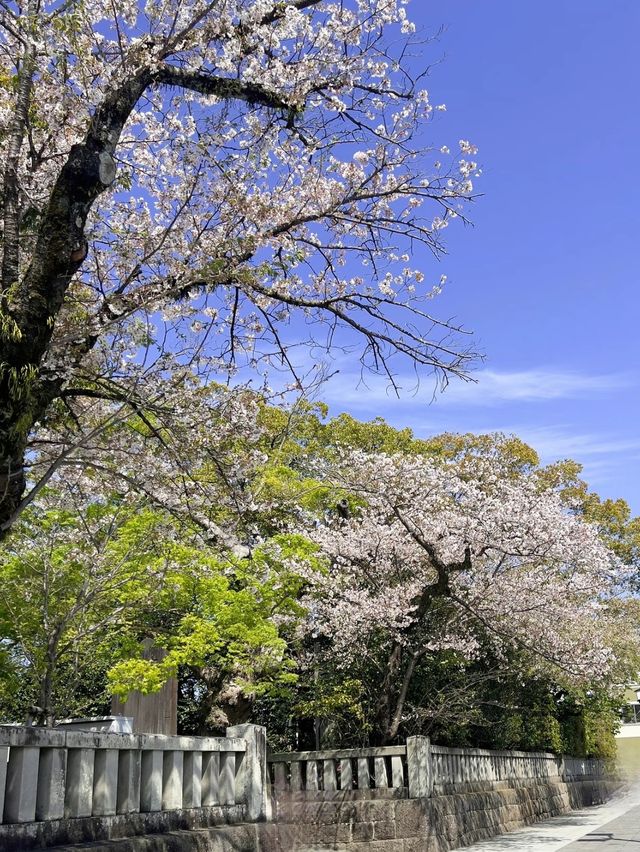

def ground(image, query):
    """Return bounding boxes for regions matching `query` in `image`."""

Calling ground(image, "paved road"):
[559,803,640,849]
[453,786,640,852]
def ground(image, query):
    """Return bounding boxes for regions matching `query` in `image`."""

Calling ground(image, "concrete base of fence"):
[0,803,247,852]
[24,778,620,852]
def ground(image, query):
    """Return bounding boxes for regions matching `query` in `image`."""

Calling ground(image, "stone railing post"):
[557,754,566,781]
[0,742,7,823]
[407,736,432,798]
[226,724,269,822]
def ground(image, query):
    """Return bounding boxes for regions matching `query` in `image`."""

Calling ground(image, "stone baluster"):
[306,759,319,792]
[4,739,41,823]
[357,757,369,790]
[273,763,287,793]
[64,743,95,818]
[323,759,337,792]
[117,743,141,814]
[35,730,67,821]
[183,751,202,807]
[391,755,404,788]
[374,756,387,788]
[162,747,184,810]
[92,748,118,816]
[140,749,163,812]
[339,758,352,790]
[219,752,236,805]
[202,752,220,805]
[290,762,302,792]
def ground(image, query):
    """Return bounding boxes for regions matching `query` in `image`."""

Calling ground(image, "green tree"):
[0,490,307,725]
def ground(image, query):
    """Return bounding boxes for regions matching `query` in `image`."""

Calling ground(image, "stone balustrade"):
[0,724,608,850]
[268,739,606,801]
[0,722,271,851]
[563,755,605,780]
[431,744,563,792]
[269,744,409,795]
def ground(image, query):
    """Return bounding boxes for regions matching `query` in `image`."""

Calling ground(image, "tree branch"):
[153,65,293,111]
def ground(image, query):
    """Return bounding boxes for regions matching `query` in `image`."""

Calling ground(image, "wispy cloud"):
[309,365,640,506]
[438,369,633,406]
[319,367,633,410]
[489,425,640,460]
[494,425,640,494]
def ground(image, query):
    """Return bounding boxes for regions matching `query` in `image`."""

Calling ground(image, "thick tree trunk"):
[373,645,423,745]
[0,75,150,536]
[2,45,36,289]
[36,637,59,727]
[373,642,403,745]
[0,64,291,537]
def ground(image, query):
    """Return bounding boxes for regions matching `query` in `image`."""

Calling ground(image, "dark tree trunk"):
[372,642,404,745]
[0,65,292,537]
[0,75,150,536]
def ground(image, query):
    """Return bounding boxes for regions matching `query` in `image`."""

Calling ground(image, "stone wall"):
[38,778,620,852]
[265,778,619,852]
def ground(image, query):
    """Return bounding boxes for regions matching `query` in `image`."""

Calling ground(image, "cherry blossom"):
[0,0,480,532]
[297,451,635,741]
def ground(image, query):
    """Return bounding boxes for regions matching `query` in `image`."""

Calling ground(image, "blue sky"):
[316,0,640,512]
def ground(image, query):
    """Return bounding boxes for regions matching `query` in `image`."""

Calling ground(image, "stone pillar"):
[92,749,119,816]
[64,748,95,817]
[0,745,8,822]
[183,751,202,808]
[226,725,268,821]
[140,750,163,812]
[162,750,184,810]
[4,746,39,823]
[36,747,67,820]
[407,736,432,798]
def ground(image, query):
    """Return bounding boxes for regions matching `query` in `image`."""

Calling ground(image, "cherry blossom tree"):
[0,0,480,535]
[299,451,635,743]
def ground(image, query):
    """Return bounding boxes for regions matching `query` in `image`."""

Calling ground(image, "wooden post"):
[111,640,177,735]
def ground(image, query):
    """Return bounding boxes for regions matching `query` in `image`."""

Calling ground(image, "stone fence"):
[267,738,606,799]
[0,722,268,850]
[0,724,610,851]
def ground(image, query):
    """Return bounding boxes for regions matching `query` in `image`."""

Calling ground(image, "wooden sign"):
[111,639,177,735]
